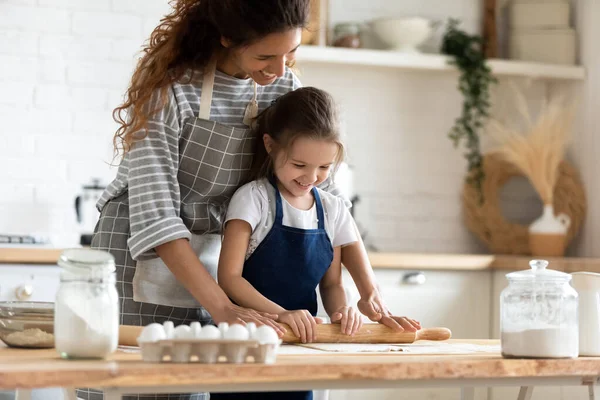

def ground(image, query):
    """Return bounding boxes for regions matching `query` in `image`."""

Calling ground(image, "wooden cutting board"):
[119,324,451,346]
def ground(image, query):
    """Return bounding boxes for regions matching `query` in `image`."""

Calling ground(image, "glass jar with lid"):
[332,22,361,48]
[54,248,119,359]
[500,259,578,358]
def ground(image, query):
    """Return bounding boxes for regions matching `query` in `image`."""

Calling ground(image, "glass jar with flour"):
[54,248,119,359]
[500,259,578,358]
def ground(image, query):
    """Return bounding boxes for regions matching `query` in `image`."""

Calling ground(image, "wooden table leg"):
[590,383,599,400]
[461,387,475,400]
[517,386,534,400]
[15,390,32,400]
[62,388,78,400]
[103,388,122,400]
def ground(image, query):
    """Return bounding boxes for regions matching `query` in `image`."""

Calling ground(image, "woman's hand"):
[278,310,321,343]
[211,303,286,337]
[330,306,362,336]
[357,291,421,332]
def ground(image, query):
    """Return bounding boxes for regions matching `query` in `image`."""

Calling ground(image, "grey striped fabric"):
[98,67,301,261]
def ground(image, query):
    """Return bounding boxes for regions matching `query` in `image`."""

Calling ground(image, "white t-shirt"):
[225,178,358,259]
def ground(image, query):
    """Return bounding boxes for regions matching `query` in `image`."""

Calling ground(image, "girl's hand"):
[278,310,321,343]
[330,306,363,336]
[211,303,286,337]
[357,291,421,332]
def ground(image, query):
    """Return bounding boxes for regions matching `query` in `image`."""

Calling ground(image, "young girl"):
[215,87,370,400]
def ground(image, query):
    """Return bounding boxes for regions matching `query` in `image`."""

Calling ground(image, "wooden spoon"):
[119,324,451,346]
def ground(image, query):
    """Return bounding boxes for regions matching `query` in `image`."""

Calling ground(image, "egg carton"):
[137,322,281,364]
[139,338,280,364]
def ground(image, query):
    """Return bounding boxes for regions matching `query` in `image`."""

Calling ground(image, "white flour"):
[501,328,578,358]
[54,292,118,358]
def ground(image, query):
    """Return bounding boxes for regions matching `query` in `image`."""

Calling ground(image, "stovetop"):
[0,234,50,245]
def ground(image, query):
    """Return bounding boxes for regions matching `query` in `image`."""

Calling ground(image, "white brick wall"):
[0,0,591,256]
[0,0,169,241]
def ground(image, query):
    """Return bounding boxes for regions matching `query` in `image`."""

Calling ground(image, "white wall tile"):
[38,59,68,83]
[111,0,170,16]
[0,55,38,82]
[72,11,142,39]
[0,6,71,34]
[67,61,132,89]
[0,82,34,106]
[0,184,35,205]
[38,0,111,12]
[0,30,38,55]
[40,35,113,61]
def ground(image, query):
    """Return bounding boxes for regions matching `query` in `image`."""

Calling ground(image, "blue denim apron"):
[212,178,334,400]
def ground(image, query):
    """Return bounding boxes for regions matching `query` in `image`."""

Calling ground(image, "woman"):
[84,0,419,398]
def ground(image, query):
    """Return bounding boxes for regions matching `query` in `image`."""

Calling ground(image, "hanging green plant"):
[441,19,497,203]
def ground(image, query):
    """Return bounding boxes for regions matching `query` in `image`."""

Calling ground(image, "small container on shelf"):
[332,22,362,48]
[509,28,576,65]
[510,1,570,30]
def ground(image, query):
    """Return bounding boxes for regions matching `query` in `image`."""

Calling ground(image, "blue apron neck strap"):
[312,187,326,230]
[268,176,284,225]
[268,176,326,230]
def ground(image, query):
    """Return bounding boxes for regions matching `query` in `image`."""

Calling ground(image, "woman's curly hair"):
[113,0,310,155]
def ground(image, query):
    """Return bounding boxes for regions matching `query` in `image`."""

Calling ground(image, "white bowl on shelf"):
[370,17,434,53]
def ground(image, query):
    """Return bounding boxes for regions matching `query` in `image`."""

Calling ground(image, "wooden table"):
[0,340,598,400]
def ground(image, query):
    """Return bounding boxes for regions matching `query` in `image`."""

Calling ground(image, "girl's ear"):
[263,134,274,154]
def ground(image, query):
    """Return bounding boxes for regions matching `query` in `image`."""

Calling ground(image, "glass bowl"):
[0,301,55,348]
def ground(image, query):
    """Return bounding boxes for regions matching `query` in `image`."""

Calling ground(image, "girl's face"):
[220,29,302,86]
[266,135,339,198]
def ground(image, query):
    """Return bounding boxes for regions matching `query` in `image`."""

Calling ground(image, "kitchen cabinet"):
[323,268,492,400]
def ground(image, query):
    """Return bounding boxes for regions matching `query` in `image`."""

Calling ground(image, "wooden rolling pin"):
[119,324,451,346]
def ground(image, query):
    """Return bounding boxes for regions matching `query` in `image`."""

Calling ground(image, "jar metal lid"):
[58,248,116,274]
[506,259,571,282]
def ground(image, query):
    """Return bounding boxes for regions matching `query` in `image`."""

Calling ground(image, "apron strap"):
[270,177,326,230]
[269,177,285,225]
[200,59,259,124]
[198,59,217,120]
[312,188,326,230]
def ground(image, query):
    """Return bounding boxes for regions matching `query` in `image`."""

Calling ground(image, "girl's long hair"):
[113,0,310,155]
[248,86,345,181]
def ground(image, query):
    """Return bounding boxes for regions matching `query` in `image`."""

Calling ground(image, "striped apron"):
[78,62,258,400]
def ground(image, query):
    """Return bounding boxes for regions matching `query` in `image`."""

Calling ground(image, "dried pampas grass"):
[486,83,575,204]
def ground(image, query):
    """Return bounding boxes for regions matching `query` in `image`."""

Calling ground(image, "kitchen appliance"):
[118,324,452,346]
[571,272,600,356]
[334,162,359,216]
[74,179,105,246]
[500,259,579,358]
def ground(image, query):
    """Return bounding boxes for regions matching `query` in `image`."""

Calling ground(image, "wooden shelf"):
[296,46,586,81]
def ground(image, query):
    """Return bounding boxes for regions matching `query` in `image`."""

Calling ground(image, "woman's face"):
[221,28,302,85]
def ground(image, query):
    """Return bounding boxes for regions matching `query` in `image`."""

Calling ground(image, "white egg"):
[173,324,193,339]
[218,322,229,336]
[190,321,202,338]
[245,322,257,339]
[163,321,175,339]
[255,325,278,344]
[138,323,166,343]
[198,324,221,340]
[223,324,250,340]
